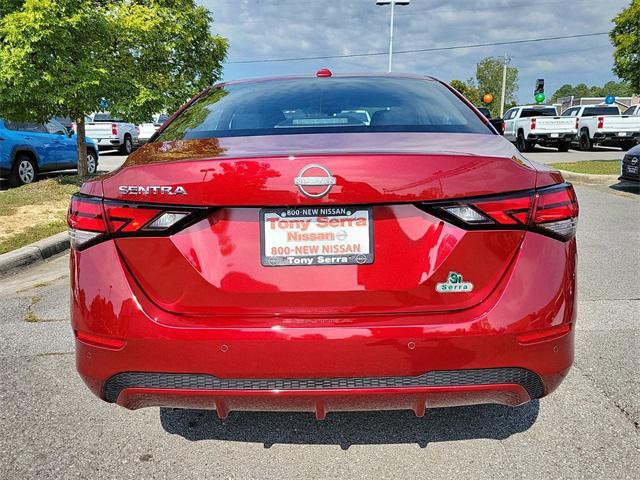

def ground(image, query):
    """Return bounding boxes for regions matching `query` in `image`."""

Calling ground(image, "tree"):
[610,0,640,94]
[0,0,228,177]
[551,81,634,101]
[450,79,480,104]
[475,57,518,117]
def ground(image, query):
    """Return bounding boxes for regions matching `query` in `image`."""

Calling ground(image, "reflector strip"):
[516,323,571,345]
[76,330,125,349]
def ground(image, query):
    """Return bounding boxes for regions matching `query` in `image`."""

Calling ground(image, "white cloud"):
[200,0,630,102]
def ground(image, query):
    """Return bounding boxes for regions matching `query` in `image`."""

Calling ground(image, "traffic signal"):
[534,79,545,104]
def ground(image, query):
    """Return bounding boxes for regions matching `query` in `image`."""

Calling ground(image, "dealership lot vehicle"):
[620,143,640,183]
[503,105,576,152]
[562,104,640,151]
[1,181,637,480]
[84,112,139,154]
[137,114,170,144]
[0,118,99,186]
[67,74,579,418]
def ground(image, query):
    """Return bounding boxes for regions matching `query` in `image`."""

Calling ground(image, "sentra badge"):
[436,271,474,293]
[118,185,187,195]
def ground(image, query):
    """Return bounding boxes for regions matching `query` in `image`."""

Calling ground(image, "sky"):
[198,0,631,103]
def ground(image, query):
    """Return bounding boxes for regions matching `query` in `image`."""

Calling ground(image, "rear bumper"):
[593,132,640,144]
[527,133,575,143]
[71,233,577,415]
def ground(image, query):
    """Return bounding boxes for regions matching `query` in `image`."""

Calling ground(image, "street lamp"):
[376,0,410,73]
[499,54,512,117]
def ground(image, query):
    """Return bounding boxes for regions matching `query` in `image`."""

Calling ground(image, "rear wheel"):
[557,142,570,152]
[86,150,98,174]
[621,141,637,152]
[516,131,533,152]
[118,134,133,155]
[579,131,592,151]
[9,154,37,187]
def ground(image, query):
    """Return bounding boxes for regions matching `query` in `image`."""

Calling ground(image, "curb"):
[0,232,69,277]
[557,169,620,185]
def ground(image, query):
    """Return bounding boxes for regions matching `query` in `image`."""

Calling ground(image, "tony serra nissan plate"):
[260,206,374,266]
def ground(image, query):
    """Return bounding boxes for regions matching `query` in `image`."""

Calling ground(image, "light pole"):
[376,0,410,73]
[499,53,512,117]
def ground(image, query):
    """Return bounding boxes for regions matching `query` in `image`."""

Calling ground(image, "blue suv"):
[0,119,99,187]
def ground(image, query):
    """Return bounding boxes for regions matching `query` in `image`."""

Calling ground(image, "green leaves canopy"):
[610,0,640,94]
[0,0,228,123]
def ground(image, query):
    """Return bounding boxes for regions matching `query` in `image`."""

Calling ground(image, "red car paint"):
[69,75,577,418]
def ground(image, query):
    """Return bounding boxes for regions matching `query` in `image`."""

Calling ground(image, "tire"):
[516,131,533,152]
[557,142,570,152]
[86,150,98,174]
[579,130,592,151]
[118,134,133,155]
[621,141,637,152]
[8,154,37,187]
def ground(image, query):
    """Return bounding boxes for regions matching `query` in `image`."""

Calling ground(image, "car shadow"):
[159,401,539,449]
[610,181,639,195]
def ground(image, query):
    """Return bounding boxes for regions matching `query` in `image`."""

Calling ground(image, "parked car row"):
[501,103,640,152]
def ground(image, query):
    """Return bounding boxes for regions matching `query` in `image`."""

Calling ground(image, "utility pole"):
[376,1,410,73]
[500,53,512,117]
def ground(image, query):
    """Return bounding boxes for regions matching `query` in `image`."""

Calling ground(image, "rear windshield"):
[520,108,557,118]
[582,106,619,116]
[92,113,123,122]
[156,77,492,141]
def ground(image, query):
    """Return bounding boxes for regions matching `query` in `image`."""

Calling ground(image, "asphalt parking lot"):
[0,178,638,479]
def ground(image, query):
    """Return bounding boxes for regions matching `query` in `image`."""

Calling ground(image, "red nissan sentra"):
[68,72,578,418]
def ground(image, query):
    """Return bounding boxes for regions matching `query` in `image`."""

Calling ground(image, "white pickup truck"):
[84,112,139,154]
[561,104,640,150]
[503,105,576,152]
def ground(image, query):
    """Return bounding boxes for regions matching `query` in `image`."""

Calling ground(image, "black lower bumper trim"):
[103,368,544,403]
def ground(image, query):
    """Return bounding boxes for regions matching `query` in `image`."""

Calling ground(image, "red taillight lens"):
[531,184,579,240]
[426,183,579,241]
[530,118,537,130]
[575,118,579,130]
[111,123,118,135]
[67,195,202,250]
[597,116,604,129]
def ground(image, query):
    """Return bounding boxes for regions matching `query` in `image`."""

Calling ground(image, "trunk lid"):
[99,133,540,318]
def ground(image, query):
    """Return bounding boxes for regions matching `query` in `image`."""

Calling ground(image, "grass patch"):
[0,221,68,255]
[0,175,98,254]
[550,160,620,175]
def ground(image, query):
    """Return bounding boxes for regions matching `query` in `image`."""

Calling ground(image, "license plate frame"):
[260,206,374,267]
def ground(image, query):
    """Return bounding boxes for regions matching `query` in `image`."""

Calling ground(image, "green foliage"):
[475,57,518,117]
[551,81,635,101]
[450,79,480,104]
[610,0,640,94]
[0,0,228,176]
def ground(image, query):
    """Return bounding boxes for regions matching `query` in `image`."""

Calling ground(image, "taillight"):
[575,118,579,130]
[67,195,204,250]
[423,183,579,241]
[530,118,537,130]
[111,123,118,135]
[597,116,604,129]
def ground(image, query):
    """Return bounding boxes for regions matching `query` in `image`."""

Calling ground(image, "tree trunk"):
[75,114,88,178]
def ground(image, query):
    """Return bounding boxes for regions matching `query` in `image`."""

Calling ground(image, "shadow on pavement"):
[610,181,639,195]
[160,401,540,449]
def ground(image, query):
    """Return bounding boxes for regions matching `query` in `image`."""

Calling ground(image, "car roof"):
[215,72,439,88]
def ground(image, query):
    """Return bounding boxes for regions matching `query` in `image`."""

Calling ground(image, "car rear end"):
[620,146,640,182]
[593,115,640,147]
[522,108,575,149]
[69,75,578,418]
